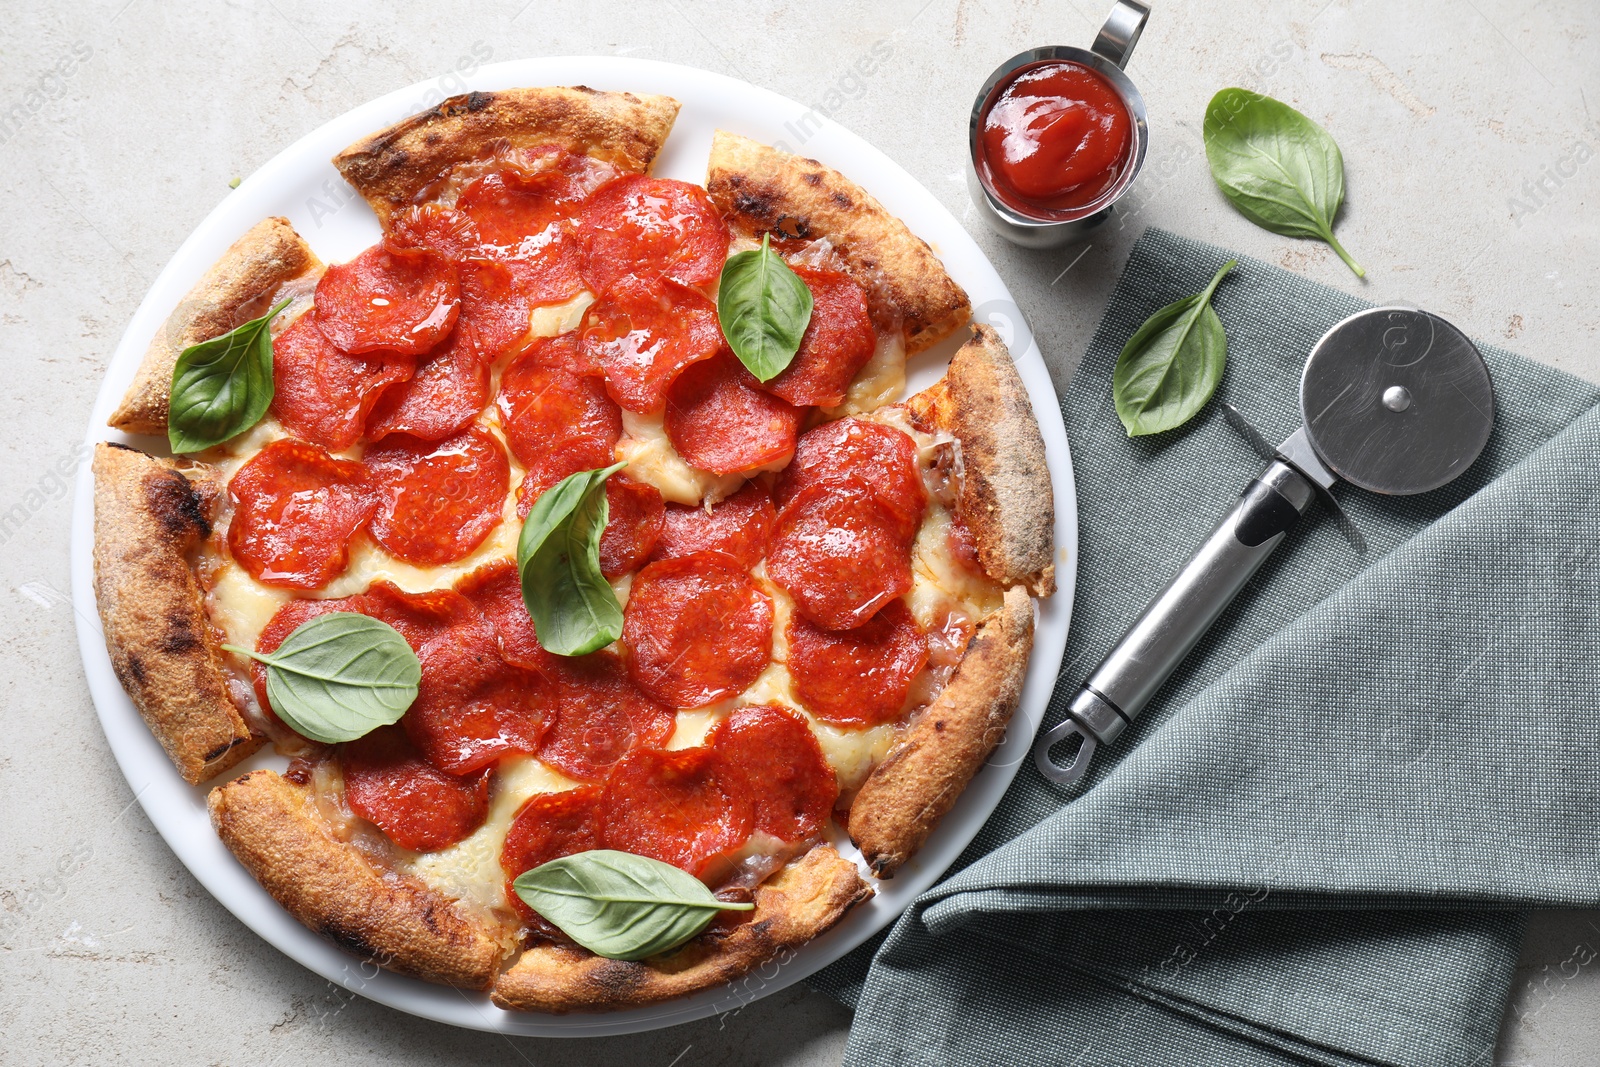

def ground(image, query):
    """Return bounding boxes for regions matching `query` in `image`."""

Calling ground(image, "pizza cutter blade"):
[1034,307,1495,786]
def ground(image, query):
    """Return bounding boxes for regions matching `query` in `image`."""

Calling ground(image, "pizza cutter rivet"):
[1382,385,1412,412]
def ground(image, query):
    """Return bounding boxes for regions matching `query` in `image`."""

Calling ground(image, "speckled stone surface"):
[1,2,1596,1064]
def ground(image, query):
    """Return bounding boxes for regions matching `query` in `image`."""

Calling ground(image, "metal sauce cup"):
[967,1,1150,249]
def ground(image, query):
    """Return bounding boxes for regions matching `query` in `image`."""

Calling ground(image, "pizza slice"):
[90,88,1056,1011]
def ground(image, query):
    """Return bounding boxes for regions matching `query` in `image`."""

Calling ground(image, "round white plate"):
[70,56,1078,1037]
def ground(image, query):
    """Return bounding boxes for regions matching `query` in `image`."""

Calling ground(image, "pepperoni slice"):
[539,652,675,782]
[709,706,837,841]
[766,486,914,630]
[364,259,529,444]
[603,746,753,875]
[341,724,491,852]
[314,244,460,356]
[458,168,583,245]
[664,349,805,475]
[385,204,483,261]
[365,426,509,565]
[251,592,369,718]
[579,275,722,413]
[624,554,773,707]
[405,624,551,775]
[786,598,928,726]
[359,581,477,653]
[456,559,555,675]
[271,314,412,451]
[492,222,587,308]
[226,439,374,590]
[598,477,664,578]
[362,343,489,443]
[451,257,535,367]
[456,162,597,307]
[651,481,776,570]
[498,335,621,470]
[776,418,927,544]
[501,786,604,926]
[762,266,877,407]
[578,175,729,292]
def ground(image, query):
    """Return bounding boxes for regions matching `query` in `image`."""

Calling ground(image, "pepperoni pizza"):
[91,87,1055,1011]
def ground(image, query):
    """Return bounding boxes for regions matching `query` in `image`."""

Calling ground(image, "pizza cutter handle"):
[1034,459,1318,786]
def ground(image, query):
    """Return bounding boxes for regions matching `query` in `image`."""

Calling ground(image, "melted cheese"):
[406,757,580,912]
[809,718,896,793]
[911,500,1005,623]
[529,293,593,339]
[825,331,907,417]
[610,572,633,611]
[614,409,745,505]
[207,563,292,651]
[324,503,520,598]
[668,709,722,750]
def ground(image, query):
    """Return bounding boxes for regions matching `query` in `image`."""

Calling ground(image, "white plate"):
[69,56,1078,1037]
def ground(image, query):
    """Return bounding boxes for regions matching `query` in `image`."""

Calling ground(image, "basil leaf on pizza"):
[168,297,290,453]
[517,462,627,657]
[718,233,814,381]
[222,613,419,743]
[513,850,755,961]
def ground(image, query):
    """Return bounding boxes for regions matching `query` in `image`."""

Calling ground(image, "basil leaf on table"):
[222,612,419,744]
[513,850,755,961]
[517,462,627,657]
[168,297,291,453]
[1203,88,1364,278]
[1113,260,1236,437]
[717,232,814,381]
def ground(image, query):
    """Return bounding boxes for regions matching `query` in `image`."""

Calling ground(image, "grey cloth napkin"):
[814,228,1600,1066]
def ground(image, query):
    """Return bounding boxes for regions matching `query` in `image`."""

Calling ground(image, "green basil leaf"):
[1113,260,1235,437]
[1203,88,1364,278]
[513,849,755,961]
[222,612,419,744]
[517,462,626,657]
[717,232,814,381]
[168,297,291,453]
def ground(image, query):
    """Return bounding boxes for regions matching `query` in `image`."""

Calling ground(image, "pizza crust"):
[705,131,971,355]
[333,87,681,224]
[490,845,872,1013]
[911,324,1056,596]
[109,217,322,436]
[848,586,1034,877]
[92,443,262,784]
[208,769,511,989]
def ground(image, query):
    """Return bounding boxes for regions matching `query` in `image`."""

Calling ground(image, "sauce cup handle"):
[1091,0,1150,69]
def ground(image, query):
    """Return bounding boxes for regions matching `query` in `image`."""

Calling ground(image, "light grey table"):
[3,2,1596,1064]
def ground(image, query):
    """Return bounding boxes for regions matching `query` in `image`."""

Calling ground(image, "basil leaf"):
[1203,88,1364,278]
[168,297,291,453]
[517,463,626,657]
[717,232,814,381]
[222,612,419,744]
[513,849,755,961]
[1113,260,1235,437]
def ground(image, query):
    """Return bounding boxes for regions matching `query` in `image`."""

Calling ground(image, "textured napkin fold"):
[816,229,1600,1066]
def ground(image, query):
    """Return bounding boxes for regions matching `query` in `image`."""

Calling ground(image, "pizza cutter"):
[1034,306,1495,786]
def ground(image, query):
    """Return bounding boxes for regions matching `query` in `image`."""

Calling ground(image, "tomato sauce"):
[977,60,1133,219]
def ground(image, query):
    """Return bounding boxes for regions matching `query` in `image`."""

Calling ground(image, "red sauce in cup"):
[977,60,1133,219]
